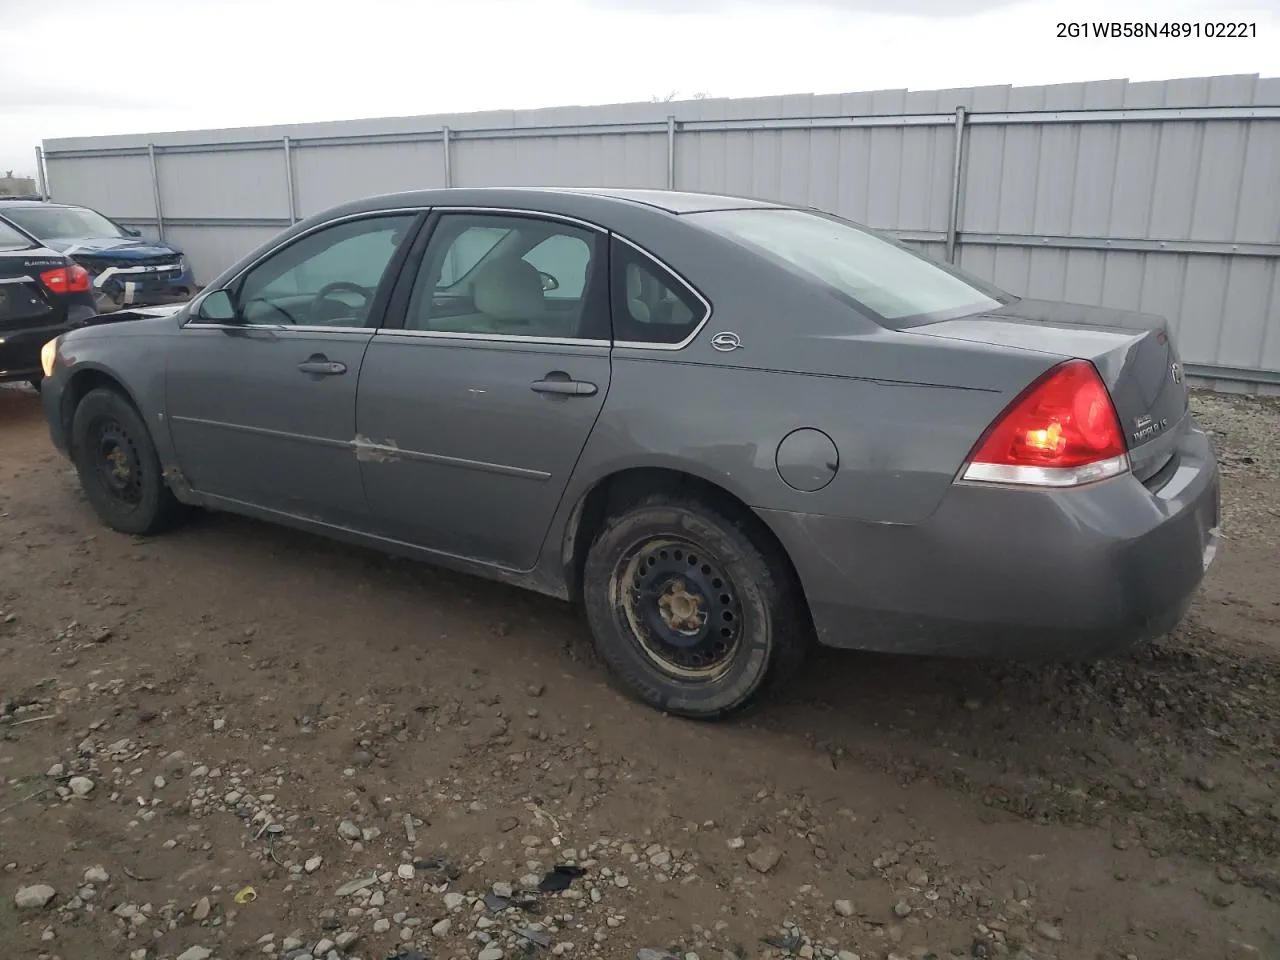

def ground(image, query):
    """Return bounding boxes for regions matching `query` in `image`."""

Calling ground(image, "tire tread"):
[71,386,186,537]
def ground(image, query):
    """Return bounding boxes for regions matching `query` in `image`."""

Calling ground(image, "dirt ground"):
[1,383,1277,960]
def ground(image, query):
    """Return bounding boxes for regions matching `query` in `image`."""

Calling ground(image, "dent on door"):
[353,338,611,569]
[164,327,374,523]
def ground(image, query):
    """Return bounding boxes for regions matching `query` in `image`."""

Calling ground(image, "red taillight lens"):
[39,264,91,295]
[66,263,91,292]
[962,359,1129,487]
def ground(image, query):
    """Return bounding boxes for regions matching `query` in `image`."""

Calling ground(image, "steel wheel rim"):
[92,418,144,508]
[614,536,744,681]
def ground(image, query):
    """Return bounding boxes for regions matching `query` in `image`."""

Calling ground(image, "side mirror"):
[125,227,142,238]
[538,271,559,292]
[196,289,238,322]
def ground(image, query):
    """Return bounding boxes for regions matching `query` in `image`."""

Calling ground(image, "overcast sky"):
[2,0,1277,178]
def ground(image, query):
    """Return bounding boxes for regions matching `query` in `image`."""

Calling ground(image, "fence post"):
[945,106,967,264]
[666,115,676,190]
[282,136,298,224]
[34,146,47,199]
[147,143,165,241]
[442,126,453,188]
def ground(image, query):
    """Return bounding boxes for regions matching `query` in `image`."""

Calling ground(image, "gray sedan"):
[38,187,1221,719]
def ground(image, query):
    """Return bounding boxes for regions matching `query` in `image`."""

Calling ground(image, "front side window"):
[231,215,415,327]
[404,213,605,340]
[610,238,708,346]
[4,205,128,241]
[690,207,1008,326]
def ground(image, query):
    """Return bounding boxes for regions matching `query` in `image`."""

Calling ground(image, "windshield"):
[691,207,1010,326]
[0,218,36,250]
[3,205,128,241]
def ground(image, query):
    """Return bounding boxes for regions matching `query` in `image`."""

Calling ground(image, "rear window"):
[3,205,127,241]
[690,207,1010,326]
[0,218,35,251]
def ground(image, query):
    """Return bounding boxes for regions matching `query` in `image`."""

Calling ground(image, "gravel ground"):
[0,384,1277,960]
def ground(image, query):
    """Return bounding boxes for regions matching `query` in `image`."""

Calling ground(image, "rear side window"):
[610,238,708,346]
[0,217,34,250]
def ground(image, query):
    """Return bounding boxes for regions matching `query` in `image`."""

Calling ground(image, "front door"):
[165,213,420,527]
[355,211,611,570]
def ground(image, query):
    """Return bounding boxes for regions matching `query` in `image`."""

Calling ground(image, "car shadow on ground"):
[0,381,42,418]
[171,501,1271,760]
[172,503,1280,880]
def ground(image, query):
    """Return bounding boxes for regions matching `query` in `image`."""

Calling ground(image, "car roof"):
[515,187,784,214]
[0,199,78,209]
[352,187,785,216]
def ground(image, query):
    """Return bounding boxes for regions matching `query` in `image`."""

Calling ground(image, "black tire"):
[70,387,185,536]
[582,494,810,719]
[27,376,42,393]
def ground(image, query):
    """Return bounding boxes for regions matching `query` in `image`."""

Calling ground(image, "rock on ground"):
[747,845,783,873]
[14,885,55,909]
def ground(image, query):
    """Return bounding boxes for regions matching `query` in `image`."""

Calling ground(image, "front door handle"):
[531,377,597,397]
[298,358,347,376]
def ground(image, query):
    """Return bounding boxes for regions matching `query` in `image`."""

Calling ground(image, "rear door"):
[165,212,421,527]
[354,210,612,570]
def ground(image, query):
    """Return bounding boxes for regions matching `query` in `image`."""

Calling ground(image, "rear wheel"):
[70,387,186,536]
[582,494,809,719]
[26,376,42,393]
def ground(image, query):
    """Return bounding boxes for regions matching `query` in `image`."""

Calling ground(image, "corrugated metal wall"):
[39,74,1280,391]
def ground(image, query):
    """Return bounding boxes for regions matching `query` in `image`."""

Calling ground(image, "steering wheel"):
[244,297,300,324]
[311,281,372,323]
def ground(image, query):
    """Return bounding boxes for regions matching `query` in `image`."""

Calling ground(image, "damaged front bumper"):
[86,262,196,309]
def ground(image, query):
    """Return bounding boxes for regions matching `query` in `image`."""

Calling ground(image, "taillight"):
[961,359,1129,487]
[39,264,91,295]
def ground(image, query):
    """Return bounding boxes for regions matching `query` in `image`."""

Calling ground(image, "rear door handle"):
[298,359,347,376]
[531,378,597,397]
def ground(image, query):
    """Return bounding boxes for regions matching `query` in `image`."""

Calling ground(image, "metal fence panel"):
[452,132,665,188]
[158,149,289,220]
[43,154,154,219]
[39,73,1280,391]
[294,141,447,215]
[1236,121,1280,243]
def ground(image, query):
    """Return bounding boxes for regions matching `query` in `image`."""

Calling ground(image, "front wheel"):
[70,387,186,536]
[27,376,42,393]
[582,495,809,719]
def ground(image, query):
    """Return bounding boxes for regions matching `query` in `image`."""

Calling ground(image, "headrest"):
[473,256,545,321]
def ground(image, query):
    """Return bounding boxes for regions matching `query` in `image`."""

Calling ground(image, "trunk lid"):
[908,298,1189,482]
[0,251,66,332]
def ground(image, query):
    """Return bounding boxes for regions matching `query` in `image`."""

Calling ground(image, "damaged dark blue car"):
[0,199,196,309]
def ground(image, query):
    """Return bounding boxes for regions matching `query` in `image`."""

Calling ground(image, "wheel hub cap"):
[107,448,131,481]
[657,580,705,635]
[94,420,143,506]
[616,538,744,680]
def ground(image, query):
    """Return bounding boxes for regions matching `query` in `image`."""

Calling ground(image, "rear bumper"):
[760,422,1221,659]
[0,306,95,382]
